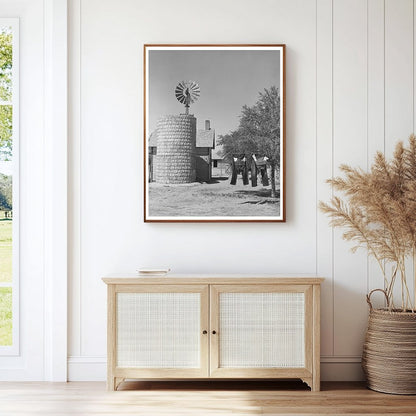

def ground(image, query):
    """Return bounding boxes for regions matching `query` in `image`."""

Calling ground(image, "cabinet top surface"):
[102,274,324,285]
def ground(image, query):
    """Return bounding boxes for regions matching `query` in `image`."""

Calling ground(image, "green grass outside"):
[0,218,12,283]
[0,218,12,346]
[0,287,12,346]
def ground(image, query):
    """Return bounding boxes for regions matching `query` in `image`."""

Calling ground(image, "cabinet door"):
[111,285,209,378]
[209,285,313,380]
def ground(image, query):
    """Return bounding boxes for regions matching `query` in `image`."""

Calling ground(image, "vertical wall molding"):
[367,0,386,299]
[43,0,68,382]
[414,0,416,134]
[332,0,369,357]
[316,0,334,358]
[385,0,415,305]
[68,0,82,359]
[412,0,416,305]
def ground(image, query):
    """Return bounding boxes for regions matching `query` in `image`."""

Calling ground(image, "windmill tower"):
[155,81,200,184]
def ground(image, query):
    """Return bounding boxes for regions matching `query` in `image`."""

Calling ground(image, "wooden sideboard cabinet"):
[102,275,323,391]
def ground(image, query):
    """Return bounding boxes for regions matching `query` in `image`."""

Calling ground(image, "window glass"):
[0,25,15,348]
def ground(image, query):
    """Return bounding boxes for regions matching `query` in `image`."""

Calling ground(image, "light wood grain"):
[209,285,219,377]
[304,286,313,377]
[210,284,312,293]
[0,381,415,415]
[312,285,321,392]
[105,278,322,391]
[114,284,209,293]
[200,284,210,378]
[106,284,116,391]
[102,276,325,285]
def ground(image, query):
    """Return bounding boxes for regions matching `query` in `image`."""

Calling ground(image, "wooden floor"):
[0,380,415,415]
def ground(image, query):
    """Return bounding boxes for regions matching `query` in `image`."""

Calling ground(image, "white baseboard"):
[67,356,106,381]
[68,356,365,382]
[321,356,364,381]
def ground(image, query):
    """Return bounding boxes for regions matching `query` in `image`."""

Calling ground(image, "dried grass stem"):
[320,135,416,312]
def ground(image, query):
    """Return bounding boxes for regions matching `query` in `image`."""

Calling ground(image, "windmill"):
[175,81,200,115]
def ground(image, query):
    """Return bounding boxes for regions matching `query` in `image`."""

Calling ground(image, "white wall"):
[68,0,416,381]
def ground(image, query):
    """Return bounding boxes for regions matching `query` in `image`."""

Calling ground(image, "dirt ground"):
[148,176,281,218]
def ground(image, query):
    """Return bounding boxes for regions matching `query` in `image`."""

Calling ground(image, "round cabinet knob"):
[202,330,207,335]
[212,330,217,335]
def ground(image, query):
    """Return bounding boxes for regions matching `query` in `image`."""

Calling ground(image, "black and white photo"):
[144,44,285,222]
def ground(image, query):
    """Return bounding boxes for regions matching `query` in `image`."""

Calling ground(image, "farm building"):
[211,141,228,178]
[148,119,216,183]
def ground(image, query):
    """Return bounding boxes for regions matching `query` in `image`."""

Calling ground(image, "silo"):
[155,114,196,184]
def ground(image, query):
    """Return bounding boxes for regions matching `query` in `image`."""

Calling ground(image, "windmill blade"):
[175,80,200,110]
[175,89,187,103]
[189,82,199,91]
[188,82,200,94]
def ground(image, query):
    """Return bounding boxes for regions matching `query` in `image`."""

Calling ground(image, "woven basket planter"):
[362,289,416,394]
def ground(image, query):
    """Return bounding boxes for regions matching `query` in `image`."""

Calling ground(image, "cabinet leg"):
[115,378,125,390]
[301,377,312,390]
[301,377,320,391]
[107,377,125,391]
[107,376,124,391]
[107,376,116,391]
[312,377,320,392]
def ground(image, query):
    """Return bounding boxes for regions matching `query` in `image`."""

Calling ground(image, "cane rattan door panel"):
[218,292,305,368]
[107,284,209,387]
[117,292,201,368]
[209,284,313,380]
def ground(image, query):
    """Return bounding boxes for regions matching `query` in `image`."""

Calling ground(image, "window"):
[0,19,18,354]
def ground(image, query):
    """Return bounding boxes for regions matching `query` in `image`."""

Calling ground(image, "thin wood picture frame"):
[144,44,285,222]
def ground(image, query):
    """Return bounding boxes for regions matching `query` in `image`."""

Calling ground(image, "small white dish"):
[136,268,171,276]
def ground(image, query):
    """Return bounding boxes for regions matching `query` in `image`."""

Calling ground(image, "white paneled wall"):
[332,0,368,357]
[367,0,386,296]
[68,0,416,381]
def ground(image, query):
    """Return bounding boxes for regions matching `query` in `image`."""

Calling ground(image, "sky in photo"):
[148,49,281,137]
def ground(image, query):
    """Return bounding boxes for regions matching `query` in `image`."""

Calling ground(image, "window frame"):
[0,18,19,356]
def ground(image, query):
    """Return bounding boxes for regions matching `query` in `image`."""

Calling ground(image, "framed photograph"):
[144,44,285,222]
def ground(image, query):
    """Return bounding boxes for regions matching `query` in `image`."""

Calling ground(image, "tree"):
[0,28,13,161]
[0,173,12,211]
[220,86,281,197]
[0,105,12,160]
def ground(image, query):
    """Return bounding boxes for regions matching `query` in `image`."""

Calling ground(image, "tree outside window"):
[0,26,14,347]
